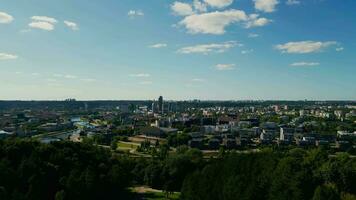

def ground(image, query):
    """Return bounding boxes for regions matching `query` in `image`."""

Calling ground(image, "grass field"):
[131,186,180,200]
[118,141,139,148]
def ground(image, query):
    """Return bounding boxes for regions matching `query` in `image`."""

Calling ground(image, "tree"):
[313,184,340,200]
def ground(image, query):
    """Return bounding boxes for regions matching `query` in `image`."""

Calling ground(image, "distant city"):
[1,97,355,151]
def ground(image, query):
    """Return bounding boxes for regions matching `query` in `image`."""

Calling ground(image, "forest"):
[0,139,355,200]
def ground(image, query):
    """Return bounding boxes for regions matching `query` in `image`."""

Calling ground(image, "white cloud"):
[31,16,57,23]
[0,12,14,24]
[204,0,233,8]
[336,47,344,52]
[286,0,300,5]
[241,49,254,54]
[275,41,338,54]
[178,10,270,34]
[290,62,320,67]
[193,0,208,12]
[29,21,55,31]
[216,64,235,70]
[177,41,239,54]
[248,33,259,38]
[149,43,168,48]
[130,73,151,78]
[0,53,18,60]
[29,16,57,31]
[171,2,194,16]
[128,10,144,18]
[179,9,248,34]
[31,73,40,76]
[254,0,279,13]
[64,20,79,31]
[245,14,271,28]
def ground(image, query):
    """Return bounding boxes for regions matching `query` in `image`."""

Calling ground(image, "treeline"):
[181,149,356,200]
[0,139,356,200]
[0,139,135,200]
[0,139,203,200]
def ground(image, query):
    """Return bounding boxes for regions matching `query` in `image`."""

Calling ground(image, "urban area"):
[1,97,355,154]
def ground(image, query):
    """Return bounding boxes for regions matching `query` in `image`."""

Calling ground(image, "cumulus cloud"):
[286,0,300,5]
[128,10,144,18]
[29,16,57,31]
[177,41,240,54]
[31,16,57,23]
[245,14,271,28]
[216,64,235,70]
[130,73,151,78]
[171,2,194,16]
[171,0,233,16]
[275,41,338,54]
[29,21,55,31]
[149,43,168,48]
[203,0,234,8]
[0,12,14,24]
[179,10,247,34]
[178,10,270,34]
[64,20,79,31]
[193,0,208,12]
[290,62,320,67]
[254,0,279,13]
[0,53,18,60]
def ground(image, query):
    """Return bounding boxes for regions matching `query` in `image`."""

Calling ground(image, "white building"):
[280,127,295,142]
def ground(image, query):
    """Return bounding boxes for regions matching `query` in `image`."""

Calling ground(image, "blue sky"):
[0,0,355,100]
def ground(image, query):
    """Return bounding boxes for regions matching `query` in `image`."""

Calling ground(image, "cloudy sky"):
[0,0,355,100]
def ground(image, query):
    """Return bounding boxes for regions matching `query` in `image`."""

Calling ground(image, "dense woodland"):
[0,139,355,200]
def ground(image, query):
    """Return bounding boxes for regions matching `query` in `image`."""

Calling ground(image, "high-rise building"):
[158,96,164,114]
[152,101,157,113]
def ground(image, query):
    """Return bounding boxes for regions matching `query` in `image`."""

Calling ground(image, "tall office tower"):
[152,101,157,113]
[158,96,164,114]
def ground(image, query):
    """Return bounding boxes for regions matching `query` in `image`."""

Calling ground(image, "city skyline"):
[1,0,356,100]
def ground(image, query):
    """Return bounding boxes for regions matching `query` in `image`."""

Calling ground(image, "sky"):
[0,0,355,100]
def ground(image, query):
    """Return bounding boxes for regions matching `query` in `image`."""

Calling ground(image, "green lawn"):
[130,186,180,200]
[117,141,139,149]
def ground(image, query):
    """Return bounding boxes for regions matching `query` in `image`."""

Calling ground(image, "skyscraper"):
[152,101,157,113]
[158,96,163,114]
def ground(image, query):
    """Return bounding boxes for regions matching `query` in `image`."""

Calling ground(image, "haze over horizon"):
[1,0,355,100]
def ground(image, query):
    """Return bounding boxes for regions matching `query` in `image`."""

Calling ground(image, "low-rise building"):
[188,138,204,149]
[280,127,295,142]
